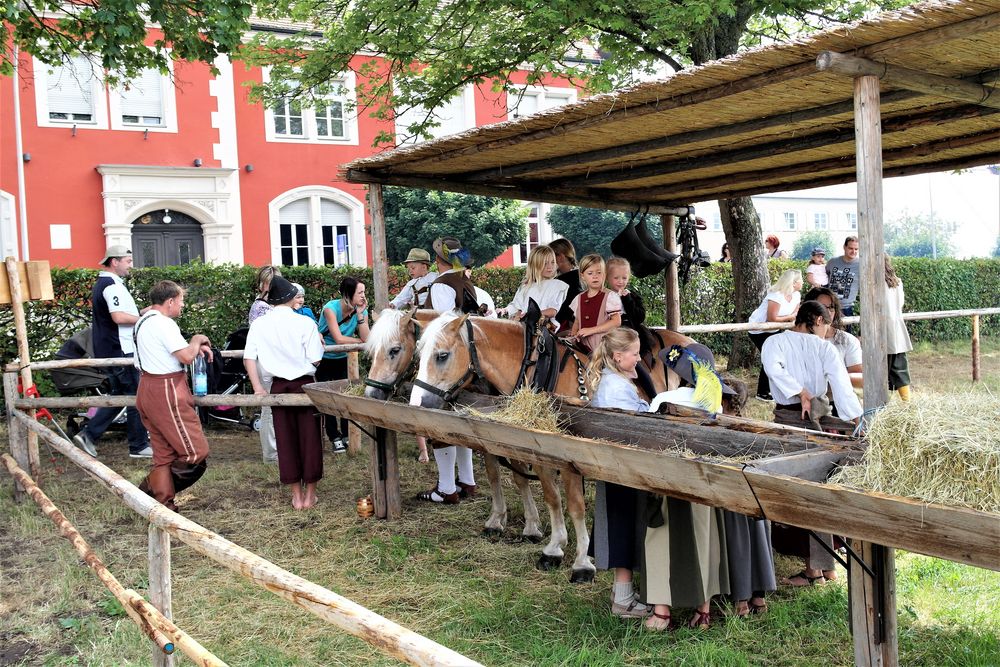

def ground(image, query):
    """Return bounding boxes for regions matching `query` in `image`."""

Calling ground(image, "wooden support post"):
[4,371,28,501]
[850,73,898,667]
[368,184,390,313]
[5,256,40,481]
[369,427,401,520]
[971,314,981,382]
[661,214,681,390]
[149,525,174,667]
[347,352,362,455]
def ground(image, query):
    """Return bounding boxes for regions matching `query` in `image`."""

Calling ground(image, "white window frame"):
[783,212,797,231]
[33,55,109,130]
[813,212,828,230]
[513,203,543,265]
[394,85,476,145]
[108,59,178,133]
[268,186,366,267]
[0,190,18,260]
[262,69,359,145]
[846,212,858,230]
[506,84,578,119]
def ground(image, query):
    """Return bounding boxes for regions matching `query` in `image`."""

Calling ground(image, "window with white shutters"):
[46,55,98,123]
[119,68,164,126]
[507,85,577,119]
[274,193,358,267]
[278,199,311,266]
[395,86,475,145]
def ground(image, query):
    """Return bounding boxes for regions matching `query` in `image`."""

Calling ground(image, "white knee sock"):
[613,581,635,604]
[434,446,457,494]
[456,446,475,486]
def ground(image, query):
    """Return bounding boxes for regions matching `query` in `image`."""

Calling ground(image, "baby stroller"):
[50,327,126,438]
[199,326,261,431]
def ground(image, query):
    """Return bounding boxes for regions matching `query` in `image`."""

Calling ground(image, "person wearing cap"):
[291,282,317,320]
[133,281,213,512]
[73,245,152,459]
[805,247,829,288]
[244,276,326,509]
[390,248,438,309]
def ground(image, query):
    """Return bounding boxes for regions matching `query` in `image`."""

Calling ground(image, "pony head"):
[409,311,479,410]
[364,307,421,400]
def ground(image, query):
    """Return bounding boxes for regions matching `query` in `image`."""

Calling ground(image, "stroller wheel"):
[66,417,81,438]
[252,415,262,432]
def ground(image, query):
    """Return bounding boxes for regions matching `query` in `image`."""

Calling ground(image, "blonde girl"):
[569,254,622,353]
[249,265,282,325]
[747,269,803,400]
[883,256,912,401]
[805,247,829,287]
[503,245,568,326]
[586,328,652,620]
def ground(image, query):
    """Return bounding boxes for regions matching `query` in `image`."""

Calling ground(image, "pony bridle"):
[412,318,487,406]
[363,320,423,396]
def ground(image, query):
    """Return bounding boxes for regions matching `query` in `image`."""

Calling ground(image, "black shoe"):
[755,393,773,401]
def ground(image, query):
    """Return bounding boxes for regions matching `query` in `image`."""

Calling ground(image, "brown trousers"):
[136,371,210,510]
[271,375,323,485]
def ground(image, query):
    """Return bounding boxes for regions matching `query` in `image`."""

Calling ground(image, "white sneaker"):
[73,432,98,457]
[129,445,154,458]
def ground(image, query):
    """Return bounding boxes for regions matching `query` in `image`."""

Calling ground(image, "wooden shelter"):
[340,2,1000,665]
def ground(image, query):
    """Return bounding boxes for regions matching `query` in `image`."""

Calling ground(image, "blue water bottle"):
[192,354,208,396]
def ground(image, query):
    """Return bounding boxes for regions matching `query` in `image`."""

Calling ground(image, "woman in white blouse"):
[502,245,568,328]
[747,269,802,400]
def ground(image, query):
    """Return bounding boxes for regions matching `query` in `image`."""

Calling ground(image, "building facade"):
[0,28,578,270]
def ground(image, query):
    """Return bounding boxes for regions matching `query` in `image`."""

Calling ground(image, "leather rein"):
[411,317,490,405]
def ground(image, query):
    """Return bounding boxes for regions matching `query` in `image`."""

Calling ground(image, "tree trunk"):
[720,197,769,368]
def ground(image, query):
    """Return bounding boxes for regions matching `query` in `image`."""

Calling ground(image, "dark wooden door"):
[131,209,205,268]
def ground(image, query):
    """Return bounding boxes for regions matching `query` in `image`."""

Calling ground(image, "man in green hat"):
[390,248,438,309]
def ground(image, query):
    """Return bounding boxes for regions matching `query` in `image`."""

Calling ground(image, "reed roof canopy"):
[343,0,1000,214]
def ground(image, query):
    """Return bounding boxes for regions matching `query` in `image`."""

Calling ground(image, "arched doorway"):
[130,209,205,268]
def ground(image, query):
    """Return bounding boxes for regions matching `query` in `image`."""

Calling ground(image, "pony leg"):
[482,453,507,538]
[563,469,596,583]
[511,470,543,543]
[535,467,568,571]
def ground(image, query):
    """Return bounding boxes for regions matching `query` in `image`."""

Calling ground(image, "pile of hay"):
[830,392,1000,514]
[340,382,367,397]
[463,388,564,433]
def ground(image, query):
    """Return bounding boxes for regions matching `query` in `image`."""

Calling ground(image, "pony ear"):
[399,308,414,329]
[446,313,470,334]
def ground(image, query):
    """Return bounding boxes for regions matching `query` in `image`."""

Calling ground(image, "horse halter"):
[412,317,487,406]
[363,320,423,397]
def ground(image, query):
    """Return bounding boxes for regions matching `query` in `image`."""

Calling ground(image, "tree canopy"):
[2,0,251,81]
[382,187,527,265]
[791,230,834,260]
[885,213,956,258]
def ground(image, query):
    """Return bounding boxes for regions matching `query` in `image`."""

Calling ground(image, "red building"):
[0,23,580,269]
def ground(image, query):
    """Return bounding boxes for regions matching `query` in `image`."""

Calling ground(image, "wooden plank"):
[0,260,29,304]
[305,387,763,515]
[149,525,175,667]
[14,413,482,667]
[745,470,1000,572]
[855,74,890,411]
[347,353,362,455]
[25,260,54,301]
[859,11,1000,57]
[817,51,1000,109]
[751,448,845,482]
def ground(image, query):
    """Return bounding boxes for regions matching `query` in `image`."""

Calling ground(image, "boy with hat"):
[74,245,152,459]
[390,248,438,309]
[244,276,326,509]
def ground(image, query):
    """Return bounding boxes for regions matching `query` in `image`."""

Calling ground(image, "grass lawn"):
[1,339,999,666]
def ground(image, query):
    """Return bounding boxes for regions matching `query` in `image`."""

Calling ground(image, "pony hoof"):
[536,554,563,571]
[570,569,596,584]
[482,527,504,540]
[523,534,543,544]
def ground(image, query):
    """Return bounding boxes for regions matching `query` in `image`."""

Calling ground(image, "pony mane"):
[366,308,405,354]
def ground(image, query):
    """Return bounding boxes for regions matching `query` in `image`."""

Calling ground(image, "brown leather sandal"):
[456,480,477,499]
[644,610,675,632]
[749,599,768,615]
[687,610,711,630]
[415,486,460,504]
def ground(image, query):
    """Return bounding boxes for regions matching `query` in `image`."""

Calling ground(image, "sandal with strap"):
[687,609,711,630]
[749,599,768,615]
[415,486,460,504]
[782,570,826,587]
[644,610,674,632]
[455,480,477,499]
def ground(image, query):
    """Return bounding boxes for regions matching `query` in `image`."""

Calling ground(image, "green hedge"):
[3,257,998,372]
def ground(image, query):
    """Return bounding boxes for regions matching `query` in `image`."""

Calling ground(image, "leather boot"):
[171,460,208,494]
[142,466,177,512]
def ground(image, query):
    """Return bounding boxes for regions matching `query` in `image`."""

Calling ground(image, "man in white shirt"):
[391,248,438,309]
[134,280,213,512]
[73,245,152,459]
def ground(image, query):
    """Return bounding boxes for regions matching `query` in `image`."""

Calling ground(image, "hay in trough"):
[462,388,564,433]
[830,392,1000,514]
[340,382,367,397]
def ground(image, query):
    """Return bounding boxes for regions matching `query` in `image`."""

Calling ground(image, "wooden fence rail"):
[9,411,482,667]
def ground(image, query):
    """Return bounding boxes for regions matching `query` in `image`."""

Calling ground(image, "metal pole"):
[12,46,30,259]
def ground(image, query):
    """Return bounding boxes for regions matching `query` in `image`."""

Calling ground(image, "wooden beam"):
[859,11,1000,57]
[149,525,175,667]
[817,51,1000,109]
[5,257,39,480]
[366,62,819,172]
[751,449,845,482]
[614,122,1000,202]
[344,168,692,215]
[14,413,481,667]
[367,184,390,313]
[4,371,28,501]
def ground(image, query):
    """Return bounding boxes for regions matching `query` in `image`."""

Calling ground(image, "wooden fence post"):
[3,372,28,501]
[5,257,40,481]
[369,427,401,520]
[149,525,174,667]
[368,184,390,313]
[971,314,980,382]
[660,214,681,390]
[347,352,362,455]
